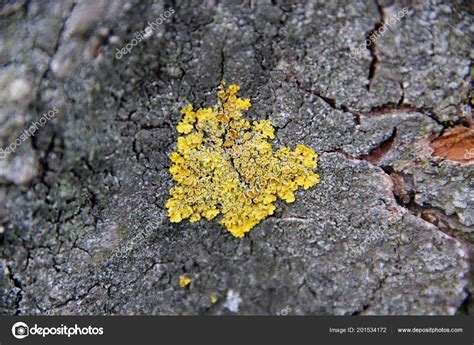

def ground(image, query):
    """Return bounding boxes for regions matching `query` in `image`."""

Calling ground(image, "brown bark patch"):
[431,126,474,163]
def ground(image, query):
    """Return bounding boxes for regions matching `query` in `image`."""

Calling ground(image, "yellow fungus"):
[228,84,240,94]
[179,275,192,288]
[229,130,239,140]
[217,90,227,99]
[216,114,229,122]
[210,294,218,304]
[166,83,320,237]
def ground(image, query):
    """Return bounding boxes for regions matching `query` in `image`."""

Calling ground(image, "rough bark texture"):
[0,0,472,315]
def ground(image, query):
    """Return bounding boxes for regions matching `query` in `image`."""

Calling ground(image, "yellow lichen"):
[210,294,218,304]
[179,275,192,288]
[166,83,320,237]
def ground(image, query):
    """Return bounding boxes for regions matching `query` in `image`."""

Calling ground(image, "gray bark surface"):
[0,0,472,315]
